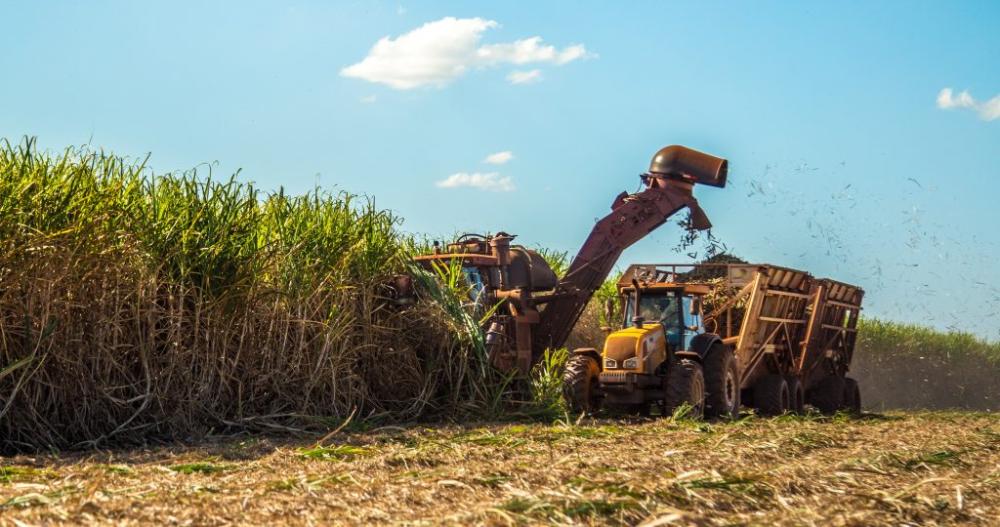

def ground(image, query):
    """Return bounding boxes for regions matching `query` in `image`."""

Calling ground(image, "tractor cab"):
[598,278,710,384]
[621,284,709,352]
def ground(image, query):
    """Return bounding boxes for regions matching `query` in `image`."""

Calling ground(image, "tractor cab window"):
[681,295,704,349]
[681,295,702,329]
[624,292,683,346]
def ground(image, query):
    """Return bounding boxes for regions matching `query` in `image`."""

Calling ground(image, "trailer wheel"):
[809,374,845,415]
[663,360,705,419]
[785,376,805,414]
[842,377,861,415]
[753,374,790,416]
[703,345,740,419]
[562,354,601,414]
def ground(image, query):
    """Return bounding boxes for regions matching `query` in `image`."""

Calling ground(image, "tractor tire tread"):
[663,359,705,419]
[563,355,600,414]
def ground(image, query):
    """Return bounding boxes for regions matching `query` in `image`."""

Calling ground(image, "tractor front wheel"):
[562,354,602,414]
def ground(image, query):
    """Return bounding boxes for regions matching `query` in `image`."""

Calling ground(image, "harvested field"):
[2,411,999,525]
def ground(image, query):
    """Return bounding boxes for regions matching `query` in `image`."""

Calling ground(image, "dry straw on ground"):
[1,411,998,525]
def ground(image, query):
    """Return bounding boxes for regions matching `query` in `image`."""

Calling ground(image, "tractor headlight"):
[604,358,617,369]
[623,357,639,370]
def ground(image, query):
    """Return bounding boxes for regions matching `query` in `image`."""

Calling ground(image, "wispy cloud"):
[483,151,513,165]
[937,88,1000,121]
[341,17,591,89]
[507,69,542,85]
[436,172,515,192]
[360,94,377,104]
[478,38,587,65]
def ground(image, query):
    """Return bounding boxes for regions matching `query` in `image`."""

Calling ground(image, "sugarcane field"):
[3,3,1000,526]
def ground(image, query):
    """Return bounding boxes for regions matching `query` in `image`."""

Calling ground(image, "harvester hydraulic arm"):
[530,145,728,362]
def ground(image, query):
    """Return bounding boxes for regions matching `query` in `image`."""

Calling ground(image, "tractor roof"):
[617,263,764,291]
[618,283,713,296]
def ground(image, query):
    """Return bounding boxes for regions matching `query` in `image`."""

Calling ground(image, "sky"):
[2,1,999,338]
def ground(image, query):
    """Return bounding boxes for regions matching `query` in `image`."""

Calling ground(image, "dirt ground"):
[2,411,999,526]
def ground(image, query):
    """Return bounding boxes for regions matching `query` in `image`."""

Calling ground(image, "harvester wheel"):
[703,345,740,419]
[663,360,705,419]
[562,354,601,414]
[754,374,790,416]
[842,377,861,415]
[809,374,845,415]
[785,376,805,414]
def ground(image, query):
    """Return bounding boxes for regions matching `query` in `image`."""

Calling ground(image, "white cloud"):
[341,17,591,89]
[436,172,515,192]
[507,69,542,85]
[937,87,1000,121]
[936,88,975,110]
[343,18,495,89]
[483,151,514,165]
[478,38,588,65]
[981,97,1000,121]
[360,94,377,104]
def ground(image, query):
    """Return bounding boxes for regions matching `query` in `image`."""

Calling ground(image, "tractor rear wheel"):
[562,354,601,414]
[754,374,790,416]
[703,344,740,420]
[842,377,861,415]
[786,376,805,414]
[663,359,705,419]
[809,374,845,415]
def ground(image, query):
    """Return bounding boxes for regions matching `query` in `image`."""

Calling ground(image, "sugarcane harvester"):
[413,145,728,375]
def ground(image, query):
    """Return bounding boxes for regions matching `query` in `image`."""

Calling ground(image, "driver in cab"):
[640,296,681,346]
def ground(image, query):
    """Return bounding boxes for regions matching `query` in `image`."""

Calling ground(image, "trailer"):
[563,263,864,417]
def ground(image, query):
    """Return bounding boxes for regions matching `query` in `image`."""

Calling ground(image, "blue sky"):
[3,1,999,337]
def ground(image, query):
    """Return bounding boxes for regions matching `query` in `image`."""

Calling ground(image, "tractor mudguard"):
[674,350,701,361]
[689,333,723,360]
[570,347,602,364]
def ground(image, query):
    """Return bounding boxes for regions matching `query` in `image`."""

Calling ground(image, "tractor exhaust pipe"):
[646,145,728,188]
[631,277,644,328]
